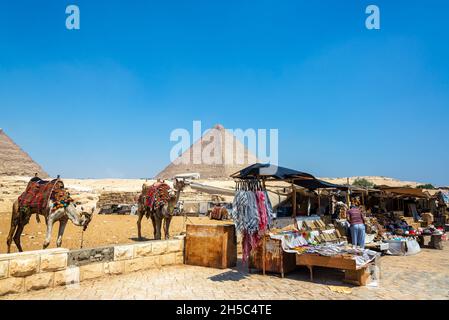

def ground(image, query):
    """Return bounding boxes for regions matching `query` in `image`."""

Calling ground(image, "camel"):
[6,199,93,253]
[137,179,186,240]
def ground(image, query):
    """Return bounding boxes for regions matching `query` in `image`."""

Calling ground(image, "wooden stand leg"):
[307,265,313,282]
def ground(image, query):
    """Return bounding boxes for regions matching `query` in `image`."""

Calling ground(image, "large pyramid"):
[156,124,259,179]
[0,128,48,177]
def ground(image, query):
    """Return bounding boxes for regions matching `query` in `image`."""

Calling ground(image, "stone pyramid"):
[0,128,48,177]
[156,124,258,179]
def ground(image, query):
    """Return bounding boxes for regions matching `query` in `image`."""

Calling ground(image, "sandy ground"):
[0,213,229,254]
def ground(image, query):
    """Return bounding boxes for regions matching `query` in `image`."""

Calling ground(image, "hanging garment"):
[231,190,259,234]
[256,191,268,232]
[264,190,275,223]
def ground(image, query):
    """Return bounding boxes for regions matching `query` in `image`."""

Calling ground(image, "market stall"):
[230,163,380,286]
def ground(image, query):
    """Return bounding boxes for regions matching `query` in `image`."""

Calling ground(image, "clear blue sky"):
[1,1,448,185]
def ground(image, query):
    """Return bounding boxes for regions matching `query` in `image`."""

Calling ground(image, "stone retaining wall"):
[0,237,184,296]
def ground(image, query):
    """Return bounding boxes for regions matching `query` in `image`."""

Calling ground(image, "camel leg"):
[7,217,18,254]
[7,201,21,253]
[56,219,68,247]
[154,213,162,240]
[164,216,172,240]
[150,214,157,239]
[43,218,55,249]
[163,208,172,240]
[13,223,25,253]
[6,223,17,254]
[137,212,144,240]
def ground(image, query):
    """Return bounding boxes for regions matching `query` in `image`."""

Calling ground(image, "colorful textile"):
[256,191,268,232]
[231,189,274,263]
[144,182,171,210]
[18,178,63,213]
[51,189,75,212]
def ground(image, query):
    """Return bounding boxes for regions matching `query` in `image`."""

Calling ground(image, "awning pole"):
[292,180,297,217]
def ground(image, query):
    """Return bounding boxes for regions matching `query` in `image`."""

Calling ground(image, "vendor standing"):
[346,204,366,249]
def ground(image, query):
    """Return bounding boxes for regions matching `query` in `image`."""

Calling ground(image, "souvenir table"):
[262,218,379,286]
[295,253,375,286]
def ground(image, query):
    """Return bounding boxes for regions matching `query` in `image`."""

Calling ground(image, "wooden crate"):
[185,223,237,269]
[249,236,297,277]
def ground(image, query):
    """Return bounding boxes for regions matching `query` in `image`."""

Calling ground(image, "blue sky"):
[1,1,448,185]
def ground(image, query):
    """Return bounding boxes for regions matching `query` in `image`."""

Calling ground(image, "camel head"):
[80,206,94,231]
[61,203,93,229]
[173,178,186,192]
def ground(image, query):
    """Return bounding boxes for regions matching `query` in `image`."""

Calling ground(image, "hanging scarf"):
[256,191,268,232]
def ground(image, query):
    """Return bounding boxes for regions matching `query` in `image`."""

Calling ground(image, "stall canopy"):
[379,186,431,198]
[231,163,346,190]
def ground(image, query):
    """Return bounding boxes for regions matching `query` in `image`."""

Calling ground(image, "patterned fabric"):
[264,191,275,224]
[144,182,171,210]
[18,178,63,213]
[256,191,268,231]
[231,189,273,263]
[51,189,74,212]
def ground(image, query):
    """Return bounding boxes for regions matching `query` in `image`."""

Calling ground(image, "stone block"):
[124,258,146,273]
[134,242,153,257]
[80,263,104,281]
[151,241,168,255]
[54,267,80,286]
[0,277,24,296]
[25,273,54,291]
[9,256,39,277]
[104,261,125,275]
[142,255,161,269]
[114,245,134,261]
[167,239,183,253]
[40,253,67,272]
[160,253,176,266]
[0,261,8,279]
[175,252,184,265]
[68,246,114,267]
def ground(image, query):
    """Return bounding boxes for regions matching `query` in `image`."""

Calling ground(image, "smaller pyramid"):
[0,129,48,177]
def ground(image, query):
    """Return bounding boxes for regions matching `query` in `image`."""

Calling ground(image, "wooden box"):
[249,236,297,277]
[185,224,237,269]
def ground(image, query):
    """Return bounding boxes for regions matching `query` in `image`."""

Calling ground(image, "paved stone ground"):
[3,245,449,300]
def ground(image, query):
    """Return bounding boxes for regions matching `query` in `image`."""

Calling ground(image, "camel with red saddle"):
[137,178,186,240]
[6,176,92,253]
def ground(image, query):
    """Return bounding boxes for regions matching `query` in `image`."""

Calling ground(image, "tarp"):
[294,178,348,190]
[231,163,315,180]
[379,187,431,198]
[231,163,347,190]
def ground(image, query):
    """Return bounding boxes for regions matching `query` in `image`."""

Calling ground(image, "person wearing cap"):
[346,201,366,249]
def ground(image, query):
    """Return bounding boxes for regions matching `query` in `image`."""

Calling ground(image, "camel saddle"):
[143,182,171,211]
[18,177,65,213]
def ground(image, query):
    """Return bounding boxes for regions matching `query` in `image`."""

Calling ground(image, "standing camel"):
[137,179,186,240]
[6,199,92,253]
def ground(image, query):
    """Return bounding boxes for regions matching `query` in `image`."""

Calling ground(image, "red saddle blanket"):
[144,182,171,210]
[18,178,64,212]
